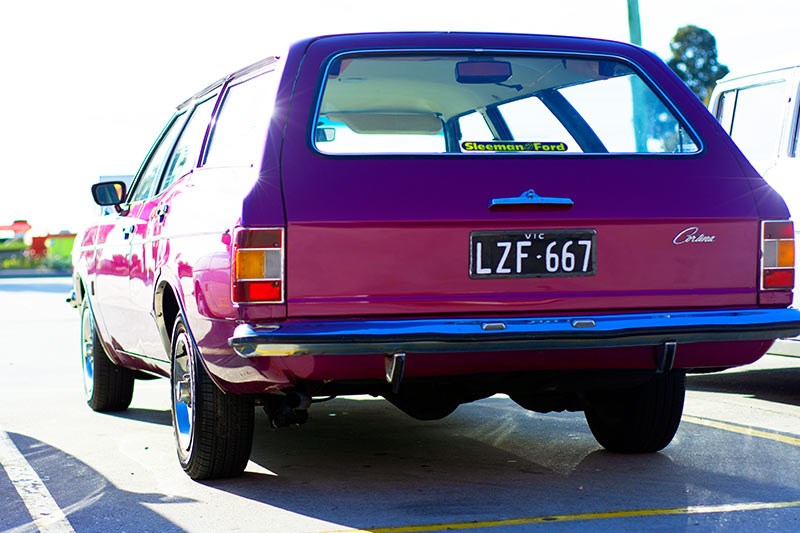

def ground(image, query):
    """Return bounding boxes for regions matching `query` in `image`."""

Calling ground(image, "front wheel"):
[170,312,254,480]
[80,297,134,411]
[584,370,685,453]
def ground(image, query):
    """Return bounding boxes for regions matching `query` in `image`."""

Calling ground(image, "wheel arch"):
[154,277,224,383]
[76,278,132,371]
[75,275,87,305]
[155,279,182,359]
[72,266,90,308]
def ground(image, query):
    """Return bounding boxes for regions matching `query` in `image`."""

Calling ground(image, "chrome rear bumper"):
[229,308,800,358]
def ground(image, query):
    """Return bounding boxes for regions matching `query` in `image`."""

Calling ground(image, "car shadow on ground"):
[0,432,191,533]
[187,396,798,531]
[107,407,172,427]
[687,366,800,408]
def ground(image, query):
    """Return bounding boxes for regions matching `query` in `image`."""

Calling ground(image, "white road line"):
[0,431,75,533]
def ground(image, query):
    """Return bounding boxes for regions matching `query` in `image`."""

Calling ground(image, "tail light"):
[232,228,284,303]
[761,221,795,290]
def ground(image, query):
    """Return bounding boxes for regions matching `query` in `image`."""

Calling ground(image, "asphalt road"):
[2,277,800,532]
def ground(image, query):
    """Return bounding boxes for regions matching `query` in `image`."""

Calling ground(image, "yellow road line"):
[325,416,800,533]
[327,500,800,533]
[683,415,800,447]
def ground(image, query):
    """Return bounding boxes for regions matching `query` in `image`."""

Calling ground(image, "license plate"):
[470,230,596,278]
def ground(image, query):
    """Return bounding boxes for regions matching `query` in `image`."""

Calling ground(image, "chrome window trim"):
[310,47,705,157]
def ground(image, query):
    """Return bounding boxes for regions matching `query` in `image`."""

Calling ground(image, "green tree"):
[667,25,729,104]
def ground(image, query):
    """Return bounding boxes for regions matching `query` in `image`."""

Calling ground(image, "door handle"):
[490,189,574,208]
[156,204,170,223]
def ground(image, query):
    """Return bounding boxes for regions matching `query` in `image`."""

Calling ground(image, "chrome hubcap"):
[177,374,192,406]
[80,303,94,399]
[172,331,194,458]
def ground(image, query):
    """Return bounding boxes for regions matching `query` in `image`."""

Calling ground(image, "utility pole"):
[627,0,647,152]
[627,0,642,45]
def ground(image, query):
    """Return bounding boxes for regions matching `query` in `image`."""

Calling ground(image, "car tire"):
[170,312,254,480]
[584,370,685,453]
[80,297,134,412]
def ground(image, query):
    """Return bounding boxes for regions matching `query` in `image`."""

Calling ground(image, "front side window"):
[129,113,187,203]
[314,53,699,155]
[159,96,216,193]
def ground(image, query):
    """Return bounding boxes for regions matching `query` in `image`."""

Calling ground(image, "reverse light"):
[232,228,284,303]
[761,221,795,290]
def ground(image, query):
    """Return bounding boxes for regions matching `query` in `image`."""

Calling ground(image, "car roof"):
[174,31,661,113]
[716,64,800,87]
[177,56,281,110]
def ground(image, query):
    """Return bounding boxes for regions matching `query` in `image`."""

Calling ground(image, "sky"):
[1,0,798,236]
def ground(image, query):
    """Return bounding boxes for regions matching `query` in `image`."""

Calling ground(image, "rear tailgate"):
[280,157,759,318]
[277,35,764,320]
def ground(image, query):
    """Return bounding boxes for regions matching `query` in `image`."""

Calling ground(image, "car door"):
[128,96,218,360]
[89,213,134,352]
[93,113,187,358]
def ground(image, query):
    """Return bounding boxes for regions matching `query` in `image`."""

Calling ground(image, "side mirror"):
[91,181,126,207]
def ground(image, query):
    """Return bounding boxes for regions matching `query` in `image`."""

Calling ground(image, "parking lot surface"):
[1,277,799,532]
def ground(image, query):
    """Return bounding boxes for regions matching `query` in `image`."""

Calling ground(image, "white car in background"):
[709,65,800,356]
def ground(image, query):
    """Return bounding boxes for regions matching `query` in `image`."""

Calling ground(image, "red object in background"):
[30,236,47,258]
[0,220,32,233]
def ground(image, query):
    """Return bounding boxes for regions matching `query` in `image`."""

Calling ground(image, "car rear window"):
[313,53,699,155]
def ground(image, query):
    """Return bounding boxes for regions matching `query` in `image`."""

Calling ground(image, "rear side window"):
[204,72,279,167]
[313,53,699,155]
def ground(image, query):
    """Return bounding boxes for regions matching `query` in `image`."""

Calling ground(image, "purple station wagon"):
[72,32,800,479]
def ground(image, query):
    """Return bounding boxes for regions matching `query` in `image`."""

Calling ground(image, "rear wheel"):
[170,313,254,480]
[80,298,134,411]
[584,370,685,453]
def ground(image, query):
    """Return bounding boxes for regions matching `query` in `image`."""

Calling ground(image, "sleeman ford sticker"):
[461,141,568,152]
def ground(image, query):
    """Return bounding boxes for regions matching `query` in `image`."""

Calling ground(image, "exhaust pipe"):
[385,353,406,394]
[265,391,311,428]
